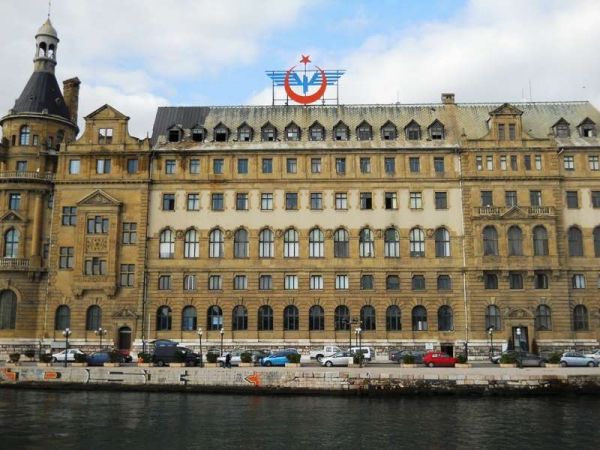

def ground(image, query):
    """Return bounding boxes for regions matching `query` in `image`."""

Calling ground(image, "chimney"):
[63,77,81,124]
[441,93,455,104]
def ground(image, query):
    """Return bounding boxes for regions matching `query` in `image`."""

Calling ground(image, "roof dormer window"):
[191,127,205,142]
[381,122,397,140]
[553,119,570,138]
[238,124,253,142]
[285,123,300,141]
[261,123,277,142]
[357,121,372,140]
[333,122,349,141]
[309,122,325,141]
[428,120,444,140]
[578,118,596,137]
[405,121,421,140]
[214,124,229,142]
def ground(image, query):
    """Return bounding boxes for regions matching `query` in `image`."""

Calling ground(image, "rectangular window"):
[335,157,346,174]
[497,124,505,141]
[589,155,599,171]
[310,192,323,210]
[16,161,27,172]
[157,275,171,290]
[481,191,493,207]
[213,158,224,174]
[127,159,138,174]
[360,192,373,210]
[510,155,518,171]
[535,155,542,170]
[591,191,600,208]
[409,192,422,209]
[509,123,516,140]
[86,216,109,234]
[484,273,498,289]
[435,192,447,210]
[564,155,575,170]
[434,157,445,173]
[187,193,200,211]
[360,275,374,290]
[573,274,586,289]
[184,274,196,291]
[360,157,371,174]
[59,247,74,269]
[233,275,247,290]
[524,155,531,170]
[165,159,176,174]
[262,158,273,174]
[476,156,483,171]
[566,191,579,209]
[409,157,420,173]
[486,155,493,170]
[286,158,297,174]
[8,193,20,210]
[98,128,113,144]
[259,275,272,290]
[500,155,507,170]
[208,275,222,290]
[509,272,523,289]
[284,274,298,290]
[386,275,400,290]
[437,275,451,290]
[85,257,107,276]
[384,157,395,174]
[261,193,273,211]
[285,192,298,210]
[162,193,175,211]
[310,275,323,290]
[385,192,398,210]
[311,158,321,174]
[237,158,248,174]
[534,272,548,289]
[505,191,517,207]
[335,192,347,210]
[68,159,80,174]
[530,190,542,207]
[412,275,425,290]
[236,193,248,211]
[120,264,135,287]
[122,222,137,244]
[61,207,77,226]
[96,159,111,174]
[211,193,224,211]
[335,274,348,290]
[189,159,200,174]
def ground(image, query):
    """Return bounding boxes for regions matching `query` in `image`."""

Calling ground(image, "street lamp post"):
[515,327,522,368]
[62,328,71,368]
[355,327,363,367]
[94,327,107,349]
[220,327,225,357]
[197,327,203,368]
[487,326,494,360]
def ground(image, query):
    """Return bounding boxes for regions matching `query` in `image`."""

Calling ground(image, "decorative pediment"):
[490,103,523,116]
[77,189,122,207]
[507,307,534,320]
[84,104,129,121]
[501,206,527,219]
[0,211,26,223]
[112,307,138,320]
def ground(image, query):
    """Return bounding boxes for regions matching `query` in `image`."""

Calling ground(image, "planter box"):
[401,363,418,368]
[239,362,253,367]
[203,363,218,368]
[103,363,120,367]
[137,363,152,368]
[545,363,561,368]
[285,363,301,368]
[499,363,517,368]
[71,363,87,367]
[455,363,472,368]
[36,363,52,367]
[169,363,185,367]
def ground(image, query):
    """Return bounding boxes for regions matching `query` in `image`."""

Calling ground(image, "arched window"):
[409,227,425,257]
[361,305,376,331]
[485,305,501,331]
[283,228,299,258]
[483,226,499,256]
[309,228,324,258]
[283,305,299,330]
[209,229,224,258]
[334,305,350,330]
[309,305,325,331]
[386,305,401,331]
[54,305,70,330]
[434,228,450,257]
[533,226,549,256]
[85,305,101,331]
[594,226,600,257]
[234,228,249,258]
[38,42,47,57]
[207,305,223,330]
[259,228,274,258]
[359,228,375,257]
[573,305,589,331]
[182,306,197,331]
[19,125,31,146]
[568,226,584,256]
[4,229,19,258]
[0,290,17,330]
[507,226,523,256]
[159,229,174,259]
[184,229,199,258]
[535,305,552,331]
[232,305,248,331]
[334,228,349,258]
[437,306,453,331]
[411,306,427,331]
[156,306,172,331]
[384,227,400,258]
[258,305,274,331]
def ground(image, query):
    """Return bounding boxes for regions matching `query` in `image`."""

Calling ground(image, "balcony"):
[473,206,555,218]
[0,171,54,182]
[0,258,30,271]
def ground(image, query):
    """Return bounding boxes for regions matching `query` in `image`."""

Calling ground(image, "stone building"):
[1,19,599,357]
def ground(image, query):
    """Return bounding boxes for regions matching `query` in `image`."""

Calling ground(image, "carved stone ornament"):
[176,230,185,239]
[86,237,108,252]
[426,228,435,238]
[325,229,333,239]
[225,230,233,239]
[276,229,284,238]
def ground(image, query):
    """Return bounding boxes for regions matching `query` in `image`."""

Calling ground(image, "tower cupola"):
[34,18,59,73]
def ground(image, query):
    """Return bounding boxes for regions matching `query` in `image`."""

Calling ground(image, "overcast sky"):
[1,0,599,137]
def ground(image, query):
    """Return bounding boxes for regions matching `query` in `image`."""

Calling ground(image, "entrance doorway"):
[512,326,529,352]
[440,344,454,357]
[118,326,132,350]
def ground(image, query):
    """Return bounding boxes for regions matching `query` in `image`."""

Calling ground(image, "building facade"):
[1,20,599,357]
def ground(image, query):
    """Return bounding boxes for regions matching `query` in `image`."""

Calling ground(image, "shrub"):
[24,349,36,360]
[500,353,517,364]
[353,353,365,365]
[108,350,122,363]
[548,352,562,364]
[138,352,152,363]
[173,349,186,363]
[402,354,415,364]
[39,353,52,363]
[8,353,20,363]
[286,353,301,364]
[456,354,468,364]
[240,352,253,363]
[74,352,87,363]
[206,352,218,363]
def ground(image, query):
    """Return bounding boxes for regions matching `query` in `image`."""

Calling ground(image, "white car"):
[309,346,343,362]
[320,351,354,367]
[584,350,600,361]
[51,349,85,363]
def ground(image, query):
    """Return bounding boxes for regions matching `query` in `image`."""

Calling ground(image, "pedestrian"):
[225,352,232,369]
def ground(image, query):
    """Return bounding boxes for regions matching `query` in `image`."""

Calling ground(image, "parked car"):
[560,352,598,367]
[491,351,547,367]
[321,351,354,367]
[51,349,85,363]
[115,349,133,363]
[86,351,126,366]
[350,347,376,362]
[423,351,456,367]
[584,350,600,362]
[217,349,267,367]
[390,350,425,364]
[152,345,201,367]
[260,349,299,367]
[309,346,343,362]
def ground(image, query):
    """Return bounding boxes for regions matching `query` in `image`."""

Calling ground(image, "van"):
[152,343,201,367]
[350,347,376,362]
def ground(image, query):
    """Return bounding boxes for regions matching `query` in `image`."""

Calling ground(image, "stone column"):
[30,191,43,265]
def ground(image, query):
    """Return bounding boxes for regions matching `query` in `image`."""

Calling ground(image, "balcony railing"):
[0,258,30,271]
[0,171,54,181]
[474,206,555,218]
[476,206,505,216]
[527,206,554,216]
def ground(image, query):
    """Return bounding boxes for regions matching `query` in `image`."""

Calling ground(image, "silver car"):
[584,350,600,362]
[321,351,354,367]
[560,352,598,367]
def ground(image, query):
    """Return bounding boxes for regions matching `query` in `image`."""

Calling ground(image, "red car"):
[423,351,456,367]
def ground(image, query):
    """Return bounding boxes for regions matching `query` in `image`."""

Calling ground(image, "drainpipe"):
[140,148,153,354]
[457,146,470,357]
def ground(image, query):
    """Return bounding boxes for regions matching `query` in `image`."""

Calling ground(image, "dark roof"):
[152,107,211,144]
[11,71,70,120]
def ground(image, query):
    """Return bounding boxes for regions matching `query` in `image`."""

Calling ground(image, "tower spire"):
[33,16,59,74]
[48,0,51,19]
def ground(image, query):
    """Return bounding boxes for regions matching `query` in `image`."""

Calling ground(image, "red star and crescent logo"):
[283,55,328,105]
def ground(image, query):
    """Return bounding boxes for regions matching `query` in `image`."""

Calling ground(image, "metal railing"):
[0,171,54,181]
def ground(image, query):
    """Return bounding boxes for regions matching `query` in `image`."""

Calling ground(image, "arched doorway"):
[118,326,132,350]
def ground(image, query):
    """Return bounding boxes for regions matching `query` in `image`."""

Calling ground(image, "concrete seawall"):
[2,366,600,396]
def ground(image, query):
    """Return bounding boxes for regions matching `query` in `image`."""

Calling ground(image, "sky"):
[1,0,599,137]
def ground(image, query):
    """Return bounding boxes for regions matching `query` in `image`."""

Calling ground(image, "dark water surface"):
[0,389,598,449]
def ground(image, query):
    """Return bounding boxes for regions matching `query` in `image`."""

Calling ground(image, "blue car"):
[260,349,299,367]
[86,351,125,366]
